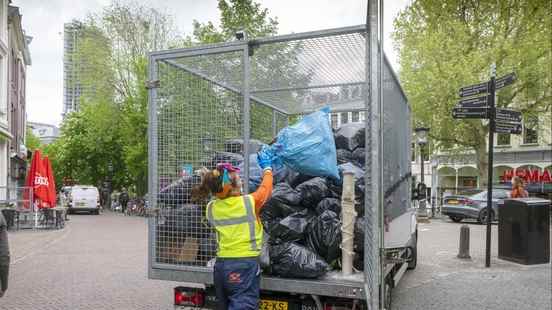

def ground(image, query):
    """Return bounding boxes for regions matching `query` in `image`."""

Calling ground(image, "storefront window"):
[331,113,338,129]
[352,111,360,122]
[341,112,348,124]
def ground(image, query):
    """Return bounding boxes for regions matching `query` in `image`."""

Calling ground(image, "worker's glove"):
[257,148,273,171]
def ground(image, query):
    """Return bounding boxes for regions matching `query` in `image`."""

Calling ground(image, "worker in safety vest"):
[192,152,273,310]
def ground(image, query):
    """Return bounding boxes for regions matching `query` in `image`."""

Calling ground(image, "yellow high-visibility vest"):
[207,195,263,258]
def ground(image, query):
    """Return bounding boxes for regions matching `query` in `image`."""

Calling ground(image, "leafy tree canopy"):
[393,0,551,184]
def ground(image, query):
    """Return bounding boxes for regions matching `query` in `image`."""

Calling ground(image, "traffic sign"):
[495,108,522,123]
[495,122,522,134]
[452,107,489,119]
[496,72,516,90]
[458,95,489,108]
[459,82,488,97]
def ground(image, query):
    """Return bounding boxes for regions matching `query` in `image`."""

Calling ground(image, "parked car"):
[442,189,511,224]
[67,185,101,215]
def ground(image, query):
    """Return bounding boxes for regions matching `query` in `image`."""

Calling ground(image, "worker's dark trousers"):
[214,257,260,310]
[0,256,9,293]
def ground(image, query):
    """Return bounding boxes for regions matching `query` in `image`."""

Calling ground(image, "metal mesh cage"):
[148,24,410,303]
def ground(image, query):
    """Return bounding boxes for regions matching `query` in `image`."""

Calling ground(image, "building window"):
[360,111,366,121]
[351,86,360,98]
[523,115,538,144]
[351,111,360,123]
[341,112,349,124]
[331,113,338,129]
[497,133,511,146]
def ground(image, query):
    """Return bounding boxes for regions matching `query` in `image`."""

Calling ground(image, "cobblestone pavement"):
[393,217,552,310]
[2,212,550,310]
[2,212,176,310]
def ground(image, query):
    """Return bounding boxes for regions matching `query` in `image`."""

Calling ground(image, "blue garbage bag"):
[264,107,339,181]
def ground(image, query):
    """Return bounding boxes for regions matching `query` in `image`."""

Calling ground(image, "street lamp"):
[415,127,430,218]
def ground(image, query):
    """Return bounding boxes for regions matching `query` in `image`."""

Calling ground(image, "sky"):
[18,0,410,126]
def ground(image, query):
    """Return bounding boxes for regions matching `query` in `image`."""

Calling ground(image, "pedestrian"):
[0,211,9,298]
[510,176,529,198]
[192,151,273,310]
[119,188,129,215]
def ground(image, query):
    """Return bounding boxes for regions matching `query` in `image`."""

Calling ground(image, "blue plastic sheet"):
[264,108,339,181]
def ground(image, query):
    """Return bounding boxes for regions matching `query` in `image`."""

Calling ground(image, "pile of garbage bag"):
[156,109,368,278]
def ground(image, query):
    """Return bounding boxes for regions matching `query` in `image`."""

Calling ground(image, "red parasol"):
[24,150,51,209]
[42,156,57,208]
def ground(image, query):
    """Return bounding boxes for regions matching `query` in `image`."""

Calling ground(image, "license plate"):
[260,299,288,310]
[447,200,459,205]
[77,202,87,207]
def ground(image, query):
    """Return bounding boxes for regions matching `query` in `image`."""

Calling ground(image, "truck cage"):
[147,23,411,308]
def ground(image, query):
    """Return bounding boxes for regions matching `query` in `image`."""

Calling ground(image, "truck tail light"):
[174,287,205,307]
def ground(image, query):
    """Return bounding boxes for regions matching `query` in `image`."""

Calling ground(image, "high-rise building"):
[62,20,83,117]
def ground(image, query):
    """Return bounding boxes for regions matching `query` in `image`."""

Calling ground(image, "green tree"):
[25,127,41,152]
[393,0,551,185]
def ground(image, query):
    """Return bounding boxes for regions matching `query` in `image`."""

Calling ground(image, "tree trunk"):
[474,142,488,188]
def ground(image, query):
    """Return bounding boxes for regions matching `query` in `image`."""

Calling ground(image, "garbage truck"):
[147,22,417,310]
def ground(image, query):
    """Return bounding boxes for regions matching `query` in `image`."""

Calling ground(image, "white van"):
[68,185,100,215]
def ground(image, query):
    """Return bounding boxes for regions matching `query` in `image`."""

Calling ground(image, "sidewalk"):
[394,218,552,310]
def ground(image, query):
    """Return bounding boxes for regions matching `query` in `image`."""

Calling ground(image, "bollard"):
[457,224,471,259]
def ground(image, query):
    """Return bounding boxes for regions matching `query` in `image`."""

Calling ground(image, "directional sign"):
[459,82,488,97]
[458,95,489,108]
[496,72,516,90]
[452,107,489,119]
[495,122,522,134]
[496,108,522,123]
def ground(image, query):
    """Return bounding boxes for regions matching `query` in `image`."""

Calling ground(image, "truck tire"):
[384,280,392,310]
[406,229,417,270]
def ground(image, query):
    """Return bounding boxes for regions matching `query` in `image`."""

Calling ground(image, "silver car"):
[441,189,511,224]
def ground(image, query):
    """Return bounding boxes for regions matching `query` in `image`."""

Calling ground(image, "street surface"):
[394,217,552,310]
[2,212,551,309]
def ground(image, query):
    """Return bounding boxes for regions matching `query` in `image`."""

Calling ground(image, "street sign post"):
[458,95,489,108]
[452,107,489,119]
[496,72,516,90]
[459,81,489,97]
[496,108,522,123]
[453,67,519,268]
[495,122,522,134]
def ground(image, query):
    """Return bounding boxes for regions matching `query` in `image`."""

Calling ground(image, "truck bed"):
[149,267,366,300]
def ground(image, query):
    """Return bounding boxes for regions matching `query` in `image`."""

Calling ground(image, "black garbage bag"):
[158,175,202,205]
[306,210,342,263]
[270,242,329,278]
[316,198,341,215]
[327,178,343,199]
[355,178,366,216]
[271,183,301,206]
[353,253,364,271]
[158,204,208,238]
[273,164,300,185]
[336,149,353,165]
[197,232,217,264]
[264,199,305,220]
[260,231,271,270]
[354,217,365,253]
[269,210,313,243]
[352,147,365,166]
[335,123,365,151]
[296,177,330,208]
[289,173,315,188]
[224,138,264,155]
[201,151,244,170]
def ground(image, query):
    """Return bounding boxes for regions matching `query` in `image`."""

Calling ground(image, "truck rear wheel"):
[384,281,392,310]
[407,230,417,270]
